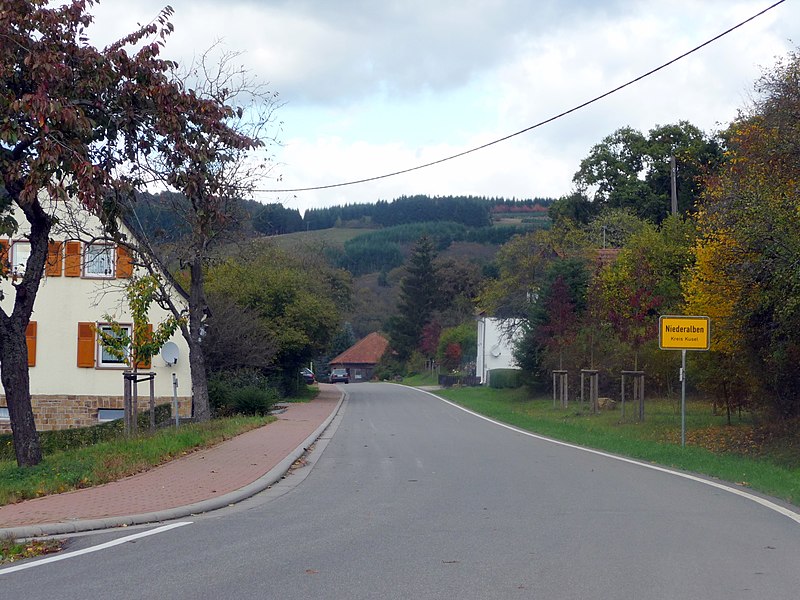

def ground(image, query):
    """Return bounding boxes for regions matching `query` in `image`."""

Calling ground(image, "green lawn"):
[432,385,800,507]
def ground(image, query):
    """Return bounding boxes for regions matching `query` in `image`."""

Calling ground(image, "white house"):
[476,315,522,385]
[0,201,192,432]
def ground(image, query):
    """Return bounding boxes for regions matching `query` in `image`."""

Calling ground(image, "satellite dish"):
[161,341,179,366]
[490,344,502,358]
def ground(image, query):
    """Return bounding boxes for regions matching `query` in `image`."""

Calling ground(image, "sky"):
[89,0,799,216]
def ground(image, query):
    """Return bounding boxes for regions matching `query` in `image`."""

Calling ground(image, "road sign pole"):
[681,349,687,448]
[659,315,710,449]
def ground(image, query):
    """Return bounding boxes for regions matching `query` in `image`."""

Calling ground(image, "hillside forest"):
[12,2,798,473]
[95,48,800,431]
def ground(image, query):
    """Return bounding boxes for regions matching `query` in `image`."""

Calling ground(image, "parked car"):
[300,368,315,385]
[329,368,350,384]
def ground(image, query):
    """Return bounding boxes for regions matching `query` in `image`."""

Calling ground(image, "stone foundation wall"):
[0,394,192,433]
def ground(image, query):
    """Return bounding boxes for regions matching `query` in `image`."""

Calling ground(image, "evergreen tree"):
[387,236,440,361]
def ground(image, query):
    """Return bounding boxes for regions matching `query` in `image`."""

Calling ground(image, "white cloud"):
[88,0,800,211]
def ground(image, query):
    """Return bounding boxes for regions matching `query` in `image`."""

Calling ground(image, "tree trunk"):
[0,317,42,466]
[188,254,211,421]
[188,335,211,421]
[0,195,51,467]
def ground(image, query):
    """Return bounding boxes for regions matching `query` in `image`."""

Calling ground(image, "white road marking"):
[0,521,192,575]
[409,385,800,526]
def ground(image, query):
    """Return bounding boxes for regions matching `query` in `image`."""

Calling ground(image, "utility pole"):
[670,156,678,216]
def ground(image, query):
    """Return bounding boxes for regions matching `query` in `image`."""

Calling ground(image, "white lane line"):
[408,385,800,526]
[0,521,192,575]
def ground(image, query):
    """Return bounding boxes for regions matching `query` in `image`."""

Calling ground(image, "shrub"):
[489,369,523,389]
[437,322,477,367]
[208,369,281,417]
[231,385,279,416]
[442,343,462,372]
[406,351,427,376]
[374,353,405,380]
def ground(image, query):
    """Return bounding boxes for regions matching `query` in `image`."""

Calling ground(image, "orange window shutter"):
[26,321,37,367]
[0,239,8,276]
[116,245,133,278]
[65,241,82,277]
[46,242,63,276]
[136,324,153,369]
[77,322,95,367]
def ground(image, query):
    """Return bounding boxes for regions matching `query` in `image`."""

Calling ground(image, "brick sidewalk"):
[0,386,342,530]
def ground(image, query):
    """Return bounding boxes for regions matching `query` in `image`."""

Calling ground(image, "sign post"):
[659,316,711,447]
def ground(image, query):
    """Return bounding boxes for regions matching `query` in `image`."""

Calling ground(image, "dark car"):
[329,368,350,384]
[300,368,315,385]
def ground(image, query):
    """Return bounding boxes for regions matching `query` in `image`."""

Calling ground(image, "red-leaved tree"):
[0,1,242,465]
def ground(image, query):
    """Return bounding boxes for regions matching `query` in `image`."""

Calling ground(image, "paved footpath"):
[0,385,343,539]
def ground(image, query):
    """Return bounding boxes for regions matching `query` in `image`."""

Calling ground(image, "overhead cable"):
[256,0,786,194]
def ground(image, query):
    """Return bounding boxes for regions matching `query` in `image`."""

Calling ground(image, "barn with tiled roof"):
[329,332,389,382]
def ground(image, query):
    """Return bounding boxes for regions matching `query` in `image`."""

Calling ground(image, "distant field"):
[491,212,550,226]
[260,227,370,251]
[261,218,545,257]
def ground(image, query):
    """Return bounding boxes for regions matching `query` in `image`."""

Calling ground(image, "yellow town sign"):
[659,315,710,351]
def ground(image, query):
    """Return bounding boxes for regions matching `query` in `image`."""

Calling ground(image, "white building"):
[0,201,192,432]
[476,316,522,384]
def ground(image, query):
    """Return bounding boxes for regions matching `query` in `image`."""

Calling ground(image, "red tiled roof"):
[329,332,389,366]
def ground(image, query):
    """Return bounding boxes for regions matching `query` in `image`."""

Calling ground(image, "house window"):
[97,408,124,422]
[11,241,30,275]
[97,323,131,367]
[0,407,9,421]
[84,244,115,278]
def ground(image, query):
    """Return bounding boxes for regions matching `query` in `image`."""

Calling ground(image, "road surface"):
[2,383,799,599]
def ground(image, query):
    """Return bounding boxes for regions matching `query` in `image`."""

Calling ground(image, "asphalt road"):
[3,383,800,599]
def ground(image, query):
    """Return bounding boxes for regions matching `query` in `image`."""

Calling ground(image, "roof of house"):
[329,332,389,366]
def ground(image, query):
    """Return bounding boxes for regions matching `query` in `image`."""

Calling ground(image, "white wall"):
[476,317,522,384]
[0,201,191,401]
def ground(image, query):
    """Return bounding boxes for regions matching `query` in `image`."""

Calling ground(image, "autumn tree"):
[419,321,442,361]
[683,230,754,421]
[596,216,695,371]
[0,0,183,466]
[684,49,800,419]
[513,258,589,386]
[119,45,282,421]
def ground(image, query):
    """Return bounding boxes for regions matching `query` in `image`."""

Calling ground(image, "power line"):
[256,0,786,194]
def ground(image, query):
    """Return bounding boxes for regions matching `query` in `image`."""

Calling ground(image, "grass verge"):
[0,538,63,564]
[0,415,274,506]
[400,372,439,387]
[434,386,800,507]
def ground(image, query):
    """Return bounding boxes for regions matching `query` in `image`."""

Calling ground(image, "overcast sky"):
[90,0,797,215]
